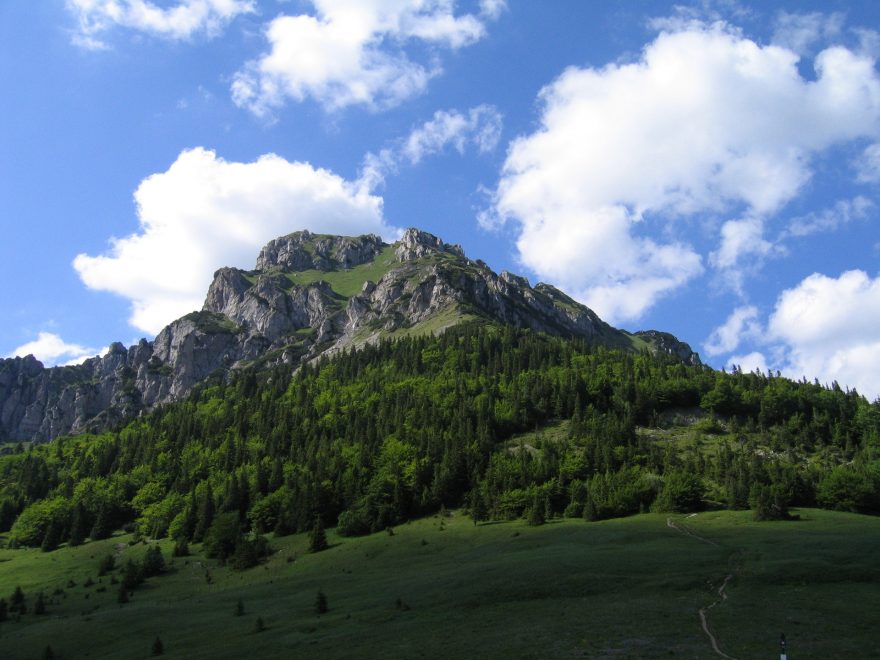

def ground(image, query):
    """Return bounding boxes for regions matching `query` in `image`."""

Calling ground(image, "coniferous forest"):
[2,323,879,558]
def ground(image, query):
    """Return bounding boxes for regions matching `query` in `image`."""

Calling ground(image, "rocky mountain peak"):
[395,228,465,261]
[0,227,701,443]
[634,330,701,366]
[255,230,385,272]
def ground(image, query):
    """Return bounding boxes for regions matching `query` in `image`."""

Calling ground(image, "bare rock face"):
[394,228,464,261]
[633,330,702,366]
[0,227,700,442]
[256,230,384,271]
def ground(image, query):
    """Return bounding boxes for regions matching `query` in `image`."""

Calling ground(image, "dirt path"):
[666,516,737,659]
[698,574,736,659]
[665,516,719,546]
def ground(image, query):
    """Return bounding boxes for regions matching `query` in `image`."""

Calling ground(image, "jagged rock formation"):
[0,228,700,442]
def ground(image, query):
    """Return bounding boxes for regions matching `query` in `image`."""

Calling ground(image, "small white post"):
[780,633,787,660]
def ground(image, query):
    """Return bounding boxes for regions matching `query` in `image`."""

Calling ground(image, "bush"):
[527,494,545,526]
[750,484,794,521]
[817,464,880,514]
[652,471,705,513]
[228,535,269,571]
[9,498,71,548]
[337,508,371,537]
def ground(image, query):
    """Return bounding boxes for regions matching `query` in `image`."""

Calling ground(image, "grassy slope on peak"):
[232,239,666,359]
[0,509,878,659]
[281,245,398,298]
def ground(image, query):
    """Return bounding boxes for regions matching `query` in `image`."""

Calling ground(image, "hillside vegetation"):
[0,323,877,552]
[1,323,879,656]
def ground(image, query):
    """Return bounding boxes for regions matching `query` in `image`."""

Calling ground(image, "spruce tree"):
[10,586,25,613]
[151,636,164,655]
[314,590,328,614]
[0,597,8,622]
[97,554,115,576]
[41,521,61,553]
[527,494,545,526]
[192,483,215,543]
[42,646,54,660]
[172,537,190,557]
[309,517,328,553]
[583,497,598,522]
[234,598,244,617]
[142,545,166,577]
[122,559,144,590]
[68,502,88,547]
[469,489,487,526]
[90,505,112,541]
[180,487,199,540]
[34,591,46,615]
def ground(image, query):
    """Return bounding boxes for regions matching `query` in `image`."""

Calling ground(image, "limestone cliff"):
[0,228,700,442]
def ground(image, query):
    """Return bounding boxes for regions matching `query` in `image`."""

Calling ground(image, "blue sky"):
[3,0,880,398]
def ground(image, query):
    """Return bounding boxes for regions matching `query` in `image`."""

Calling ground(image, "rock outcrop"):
[0,228,700,442]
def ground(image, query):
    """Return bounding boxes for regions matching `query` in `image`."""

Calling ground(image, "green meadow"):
[1,509,878,659]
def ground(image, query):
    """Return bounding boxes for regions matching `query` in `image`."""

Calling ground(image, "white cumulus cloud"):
[768,270,880,399]
[231,0,501,116]
[783,196,873,238]
[726,351,769,375]
[6,332,106,367]
[710,216,780,292]
[73,147,398,335]
[771,10,844,56]
[711,218,773,271]
[488,21,880,323]
[67,0,255,48]
[704,305,761,357]
[360,104,502,189]
[856,142,880,183]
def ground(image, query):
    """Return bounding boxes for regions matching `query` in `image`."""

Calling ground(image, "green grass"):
[623,331,652,353]
[505,420,572,455]
[347,305,479,347]
[1,509,878,658]
[182,311,240,335]
[392,306,478,338]
[282,246,397,298]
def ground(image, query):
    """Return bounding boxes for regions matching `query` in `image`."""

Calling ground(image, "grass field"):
[281,245,398,298]
[1,509,878,659]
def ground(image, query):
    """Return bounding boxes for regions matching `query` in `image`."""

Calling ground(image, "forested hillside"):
[2,323,879,555]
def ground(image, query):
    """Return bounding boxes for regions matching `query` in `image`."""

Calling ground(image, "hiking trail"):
[667,515,737,659]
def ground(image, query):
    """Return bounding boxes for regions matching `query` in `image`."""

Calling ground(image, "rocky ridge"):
[0,228,700,443]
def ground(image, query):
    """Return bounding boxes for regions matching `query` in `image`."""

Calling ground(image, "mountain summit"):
[0,228,698,442]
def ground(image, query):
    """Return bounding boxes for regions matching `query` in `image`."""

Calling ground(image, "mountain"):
[0,228,699,443]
